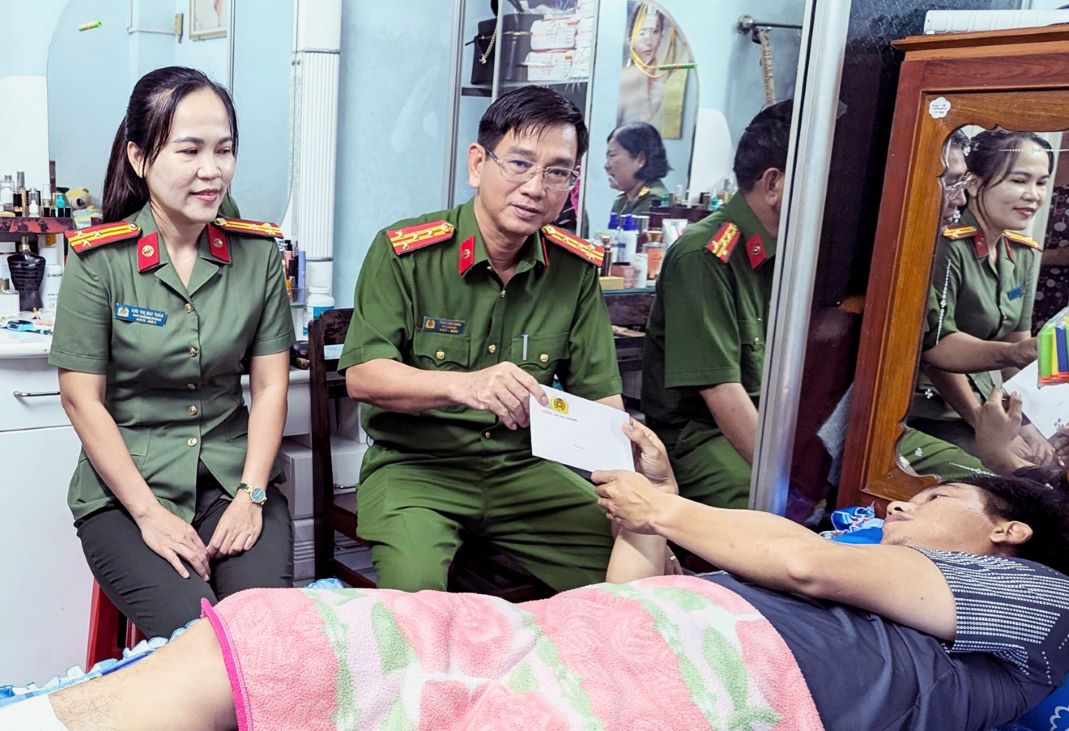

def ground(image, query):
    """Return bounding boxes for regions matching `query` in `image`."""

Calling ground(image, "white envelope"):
[529,385,634,473]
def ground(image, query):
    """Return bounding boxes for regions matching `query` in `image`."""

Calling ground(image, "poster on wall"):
[617,2,693,139]
[190,0,229,40]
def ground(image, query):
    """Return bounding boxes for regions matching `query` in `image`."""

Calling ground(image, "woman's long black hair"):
[102,66,237,222]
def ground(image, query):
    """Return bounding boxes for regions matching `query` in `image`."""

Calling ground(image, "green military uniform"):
[339,199,622,592]
[641,194,775,508]
[897,427,988,480]
[49,203,296,636]
[611,179,669,218]
[909,209,1041,452]
[50,205,295,521]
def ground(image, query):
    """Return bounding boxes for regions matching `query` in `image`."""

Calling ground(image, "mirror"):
[900,125,1062,480]
[839,26,1069,508]
[583,0,803,239]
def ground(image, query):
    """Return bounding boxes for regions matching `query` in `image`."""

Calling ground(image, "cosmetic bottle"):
[8,236,46,311]
[39,241,63,313]
[27,189,41,218]
[0,175,13,213]
[13,172,26,217]
[618,214,638,264]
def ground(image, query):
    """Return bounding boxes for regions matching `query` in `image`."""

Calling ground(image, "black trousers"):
[76,464,293,638]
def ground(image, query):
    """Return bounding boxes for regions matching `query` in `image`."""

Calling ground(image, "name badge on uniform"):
[1007,287,1023,301]
[422,316,465,335]
[114,303,168,327]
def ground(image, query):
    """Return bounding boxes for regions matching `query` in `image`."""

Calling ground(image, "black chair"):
[308,308,554,601]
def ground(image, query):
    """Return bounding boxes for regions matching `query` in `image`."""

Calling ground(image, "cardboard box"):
[292,517,376,583]
[278,437,366,520]
[531,18,576,50]
[524,51,574,82]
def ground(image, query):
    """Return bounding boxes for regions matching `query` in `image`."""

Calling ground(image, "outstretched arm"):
[593,473,957,640]
[604,421,675,583]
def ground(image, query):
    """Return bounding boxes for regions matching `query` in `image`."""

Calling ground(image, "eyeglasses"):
[483,148,580,192]
[942,173,973,194]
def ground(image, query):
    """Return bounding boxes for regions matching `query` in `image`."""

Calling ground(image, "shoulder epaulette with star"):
[386,220,455,255]
[213,216,283,239]
[66,222,141,254]
[541,225,604,267]
[705,222,740,263]
[942,224,978,241]
[1004,230,1042,251]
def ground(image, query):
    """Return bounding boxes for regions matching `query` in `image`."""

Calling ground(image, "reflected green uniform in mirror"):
[897,427,987,480]
[338,200,621,592]
[48,203,295,522]
[641,194,775,508]
[611,180,669,218]
[910,209,1040,451]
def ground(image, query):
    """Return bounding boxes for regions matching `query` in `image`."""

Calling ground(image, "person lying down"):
[9,422,1069,730]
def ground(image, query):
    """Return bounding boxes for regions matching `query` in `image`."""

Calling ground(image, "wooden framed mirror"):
[839,25,1069,508]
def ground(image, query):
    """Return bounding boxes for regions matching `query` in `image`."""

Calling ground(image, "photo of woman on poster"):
[617,2,693,139]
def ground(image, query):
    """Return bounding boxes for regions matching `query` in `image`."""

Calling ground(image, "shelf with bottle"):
[0,217,75,239]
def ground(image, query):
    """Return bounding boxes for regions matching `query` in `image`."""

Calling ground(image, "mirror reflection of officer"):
[641,100,791,509]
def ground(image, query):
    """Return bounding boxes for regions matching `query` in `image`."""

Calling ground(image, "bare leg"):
[49,621,236,731]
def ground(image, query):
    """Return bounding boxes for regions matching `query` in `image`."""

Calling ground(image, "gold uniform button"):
[188,405,199,416]
[539,353,549,364]
[487,344,497,354]
[499,290,506,299]
[435,350,445,360]
[754,337,762,345]
[187,437,199,447]
[188,346,198,357]
[184,303,194,314]
[483,431,492,439]
[186,383,197,391]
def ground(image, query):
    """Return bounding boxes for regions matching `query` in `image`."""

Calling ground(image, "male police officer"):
[339,87,622,592]
[640,101,791,508]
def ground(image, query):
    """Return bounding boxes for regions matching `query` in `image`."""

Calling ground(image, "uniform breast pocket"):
[739,319,766,387]
[510,332,569,384]
[412,331,472,372]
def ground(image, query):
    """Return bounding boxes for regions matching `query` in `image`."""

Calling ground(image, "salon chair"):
[309,308,554,601]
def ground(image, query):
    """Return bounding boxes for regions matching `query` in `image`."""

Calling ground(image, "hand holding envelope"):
[529,386,634,473]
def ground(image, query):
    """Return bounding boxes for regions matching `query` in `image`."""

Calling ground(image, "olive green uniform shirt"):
[49,204,295,522]
[611,180,669,218]
[642,194,776,435]
[339,199,621,466]
[912,209,1040,421]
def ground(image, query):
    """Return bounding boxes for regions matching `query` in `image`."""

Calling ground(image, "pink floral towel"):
[203,575,823,730]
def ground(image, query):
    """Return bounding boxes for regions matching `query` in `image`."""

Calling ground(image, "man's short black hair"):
[608,122,671,182]
[478,86,589,161]
[733,99,793,193]
[952,473,1069,576]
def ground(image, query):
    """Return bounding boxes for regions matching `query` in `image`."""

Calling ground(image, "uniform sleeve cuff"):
[47,348,109,374]
[250,332,296,357]
[665,367,741,389]
[567,378,623,403]
[337,344,402,373]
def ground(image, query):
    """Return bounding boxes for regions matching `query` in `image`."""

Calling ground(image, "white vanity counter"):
[0,337,310,685]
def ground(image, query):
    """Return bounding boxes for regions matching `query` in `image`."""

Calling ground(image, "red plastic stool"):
[85,580,145,669]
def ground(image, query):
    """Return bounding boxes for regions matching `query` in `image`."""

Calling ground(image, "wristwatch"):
[237,482,267,506]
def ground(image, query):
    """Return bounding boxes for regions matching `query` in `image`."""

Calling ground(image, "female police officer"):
[49,67,295,637]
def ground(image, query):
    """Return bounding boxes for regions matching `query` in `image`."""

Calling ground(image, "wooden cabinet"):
[838,26,1069,509]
